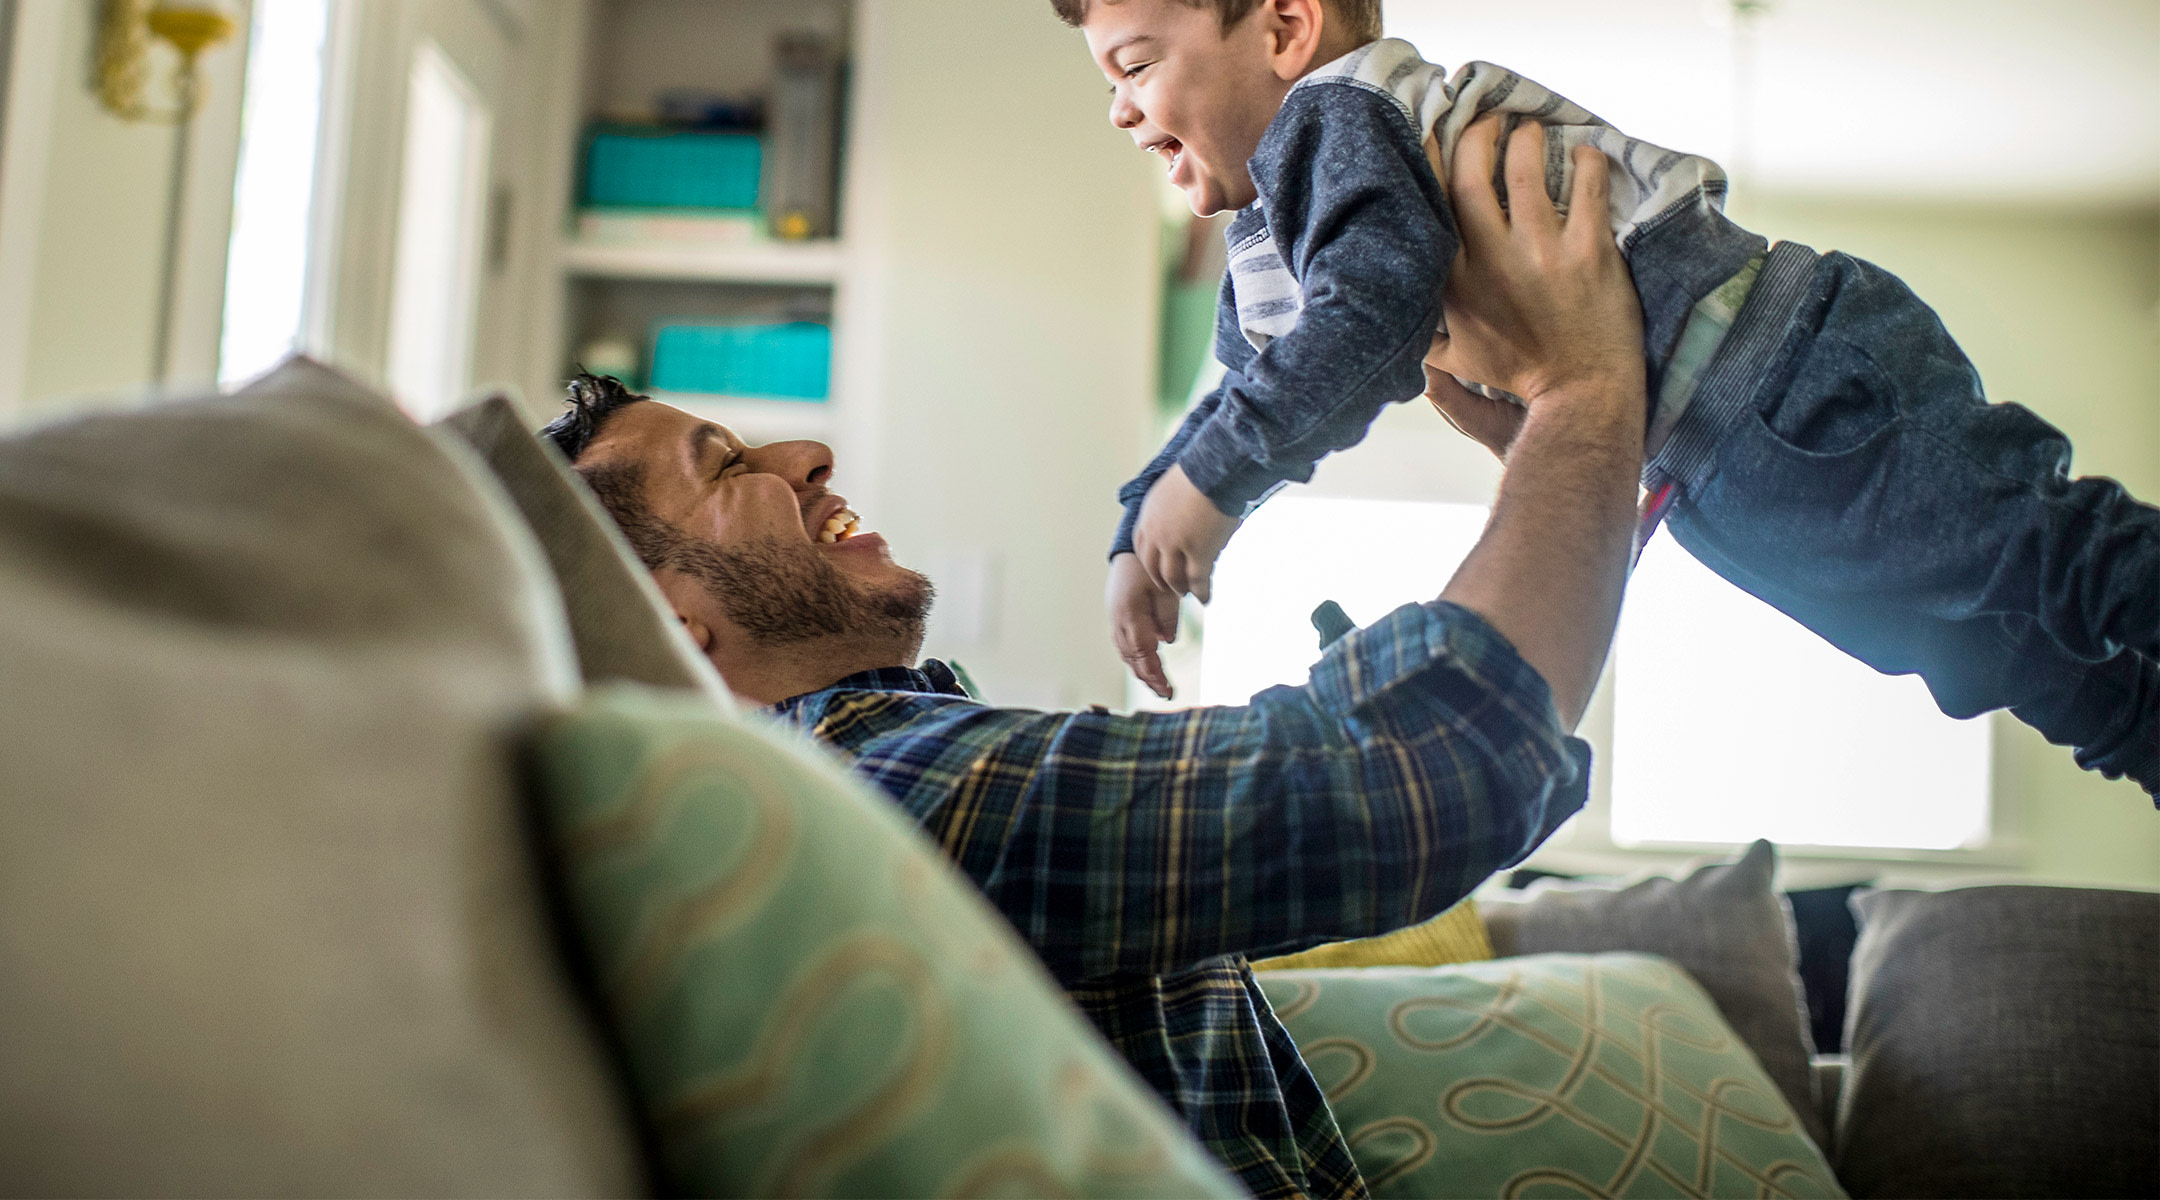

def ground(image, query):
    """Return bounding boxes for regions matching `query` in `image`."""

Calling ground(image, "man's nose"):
[1109,87,1142,131]
[743,439,835,493]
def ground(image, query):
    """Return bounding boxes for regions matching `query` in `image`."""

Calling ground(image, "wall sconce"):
[96,0,239,123]
[95,0,243,384]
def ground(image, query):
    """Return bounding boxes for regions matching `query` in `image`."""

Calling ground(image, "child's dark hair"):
[1049,0,1383,44]
[539,371,648,463]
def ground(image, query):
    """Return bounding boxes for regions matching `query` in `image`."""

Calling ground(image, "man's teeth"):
[818,509,862,544]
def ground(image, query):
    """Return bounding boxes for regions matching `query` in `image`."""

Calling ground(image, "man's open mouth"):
[816,508,862,544]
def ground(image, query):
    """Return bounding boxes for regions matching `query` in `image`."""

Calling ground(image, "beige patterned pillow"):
[1257,954,1844,1198]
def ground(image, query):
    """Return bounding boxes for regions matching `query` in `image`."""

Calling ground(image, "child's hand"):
[1107,552,1180,699]
[1133,464,1240,604]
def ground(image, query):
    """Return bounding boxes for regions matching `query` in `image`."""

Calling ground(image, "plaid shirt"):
[768,600,1589,1198]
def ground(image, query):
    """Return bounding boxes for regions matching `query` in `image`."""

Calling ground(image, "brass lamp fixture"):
[96,0,239,123]
[96,0,242,384]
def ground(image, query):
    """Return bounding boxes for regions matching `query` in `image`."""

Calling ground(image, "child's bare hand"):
[1107,552,1180,699]
[1133,464,1240,604]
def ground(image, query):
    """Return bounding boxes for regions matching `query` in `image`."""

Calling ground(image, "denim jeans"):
[1658,249,2160,796]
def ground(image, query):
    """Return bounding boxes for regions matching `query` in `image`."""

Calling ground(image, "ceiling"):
[1384,0,2160,205]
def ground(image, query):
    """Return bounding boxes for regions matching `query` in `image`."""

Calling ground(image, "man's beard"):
[671,535,932,648]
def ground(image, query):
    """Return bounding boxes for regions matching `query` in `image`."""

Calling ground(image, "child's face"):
[1084,0,1294,216]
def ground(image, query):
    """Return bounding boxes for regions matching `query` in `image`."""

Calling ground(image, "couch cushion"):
[437,393,733,708]
[530,685,1243,1198]
[1255,954,1846,1198]
[1837,884,2159,1198]
[0,358,643,1195]
[1478,840,1825,1148]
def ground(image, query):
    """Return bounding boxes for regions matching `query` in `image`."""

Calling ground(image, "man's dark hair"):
[539,371,648,463]
[1048,0,1383,43]
[538,372,673,570]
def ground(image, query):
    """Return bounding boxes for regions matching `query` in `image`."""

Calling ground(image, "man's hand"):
[1426,119,1645,414]
[1433,116,1647,730]
[1107,552,1180,699]
[1423,353,1526,461]
[1132,464,1240,605]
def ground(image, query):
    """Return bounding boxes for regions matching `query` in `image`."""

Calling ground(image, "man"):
[544,118,1645,1199]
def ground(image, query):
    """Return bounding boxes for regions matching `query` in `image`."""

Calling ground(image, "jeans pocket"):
[1754,331,1903,459]
[1732,404,1905,511]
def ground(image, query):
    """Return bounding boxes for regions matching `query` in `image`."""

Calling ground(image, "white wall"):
[838,0,1160,710]
[0,0,246,419]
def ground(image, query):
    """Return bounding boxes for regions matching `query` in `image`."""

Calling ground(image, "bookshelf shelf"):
[559,238,847,285]
[540,0,856,429]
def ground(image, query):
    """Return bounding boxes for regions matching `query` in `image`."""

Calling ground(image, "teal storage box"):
[583,128,761,210]
[648,321,831,400]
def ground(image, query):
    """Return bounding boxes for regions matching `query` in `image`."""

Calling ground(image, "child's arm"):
[1111,384,1228,560]
[1170,84,1459,517]
[1132,463,1239,603]
[1110,271,1255,561]
[1107,292,1251,691]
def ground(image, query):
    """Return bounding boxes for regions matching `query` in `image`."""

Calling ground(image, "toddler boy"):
[1060,0,2159,795]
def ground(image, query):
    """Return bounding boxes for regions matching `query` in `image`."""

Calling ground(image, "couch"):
[2,360,2151,1197]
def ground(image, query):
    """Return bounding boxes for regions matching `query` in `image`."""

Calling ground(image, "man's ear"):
[1262,0,1328,82]
[650,567,717,653]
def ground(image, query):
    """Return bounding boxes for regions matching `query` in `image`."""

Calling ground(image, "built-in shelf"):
[655,390,837,441]
[560,238,847,285]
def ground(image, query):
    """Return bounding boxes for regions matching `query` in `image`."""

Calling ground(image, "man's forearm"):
[1439,379,1643,730]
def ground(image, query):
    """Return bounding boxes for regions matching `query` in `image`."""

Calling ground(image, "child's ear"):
[1263,0,1328,82]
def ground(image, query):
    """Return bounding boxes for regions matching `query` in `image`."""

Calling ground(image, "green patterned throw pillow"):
[1257,955,1844,1199]
[530,686,1242,1199]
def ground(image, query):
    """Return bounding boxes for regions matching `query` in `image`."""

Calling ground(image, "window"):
[1610,531,1991,851]
[384,40,491,420]
[1194,493,1993,856]
[217,0,331,387]
[1199,496,1489,707]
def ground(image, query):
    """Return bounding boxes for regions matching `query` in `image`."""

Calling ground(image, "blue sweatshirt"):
[1112,39,1763,558]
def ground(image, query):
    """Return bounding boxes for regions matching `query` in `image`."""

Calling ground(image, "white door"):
[311,0,526,419]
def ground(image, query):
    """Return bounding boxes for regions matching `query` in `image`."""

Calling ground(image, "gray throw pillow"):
[1479,840,1825,1149]
[437,393,734,708]
[0,358,643,1195]
[1838,884,2159,1199]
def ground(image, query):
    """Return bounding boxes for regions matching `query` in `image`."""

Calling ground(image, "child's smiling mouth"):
[1145,136,1186,177]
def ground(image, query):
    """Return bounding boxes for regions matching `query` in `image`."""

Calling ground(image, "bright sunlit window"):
[1201,496,1490,706]
[384,41,492,420]
[217,0,331,387]
[1611,532,1991,851]
[1201,495,1992,854]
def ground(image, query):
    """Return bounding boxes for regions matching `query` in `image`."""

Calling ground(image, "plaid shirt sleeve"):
[786,599,1588,985]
